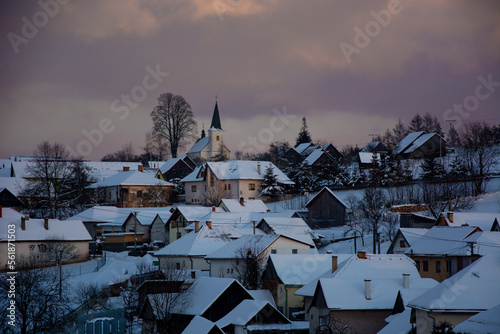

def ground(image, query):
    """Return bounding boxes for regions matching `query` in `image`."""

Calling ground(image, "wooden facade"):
[305,187,346,228]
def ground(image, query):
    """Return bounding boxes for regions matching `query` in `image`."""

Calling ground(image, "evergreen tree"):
[422,112,444,137]
[421,157,446,180]
[260,165,283,197]
[292,164,318,194]
[448,156,467,179]
[369,153,382,186]
[447,125,460,147]
[392,119,409,144]
[409,114,424,132]
[295,117,312,146]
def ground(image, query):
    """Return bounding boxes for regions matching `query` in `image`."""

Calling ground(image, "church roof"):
[210,102,222,130]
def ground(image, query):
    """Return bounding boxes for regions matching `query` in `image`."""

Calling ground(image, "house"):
[263,254,351,319]
[405,226,483,282]
[393,131,446,160]
[87,170,174,207]
[140,277,254,333]
[436,211,500,231]
[215,299,307,334]
[408,252,500,334]
[182,316,224,334]
[303,252,437,334]
[186,101,230,163]
[0,187,25,208]
[166,206,225,244]
[387,228,429,254]
[182,160,293,205]
[256,217,318,246]
[452,304,500,334]
[304,187,346,228]
[360,141,388,153]
[205,234,314,280]
[399,212,436,228]
[154,222,241,271]
[358,152,380,169]
[320,143,344,160]
[218,198,269,213]
[302,148,337,175]
[0,208,91,270]
[155,155,195,182]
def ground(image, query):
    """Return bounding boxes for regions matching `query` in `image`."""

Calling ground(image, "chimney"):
[257,163,261,174]
[358,251,367,259]
[331,256,338,272]
[195,220,200,233]
[21,217,26,230]
[123,166,130,172]
[206,221,212,229]
[240,197,244,206]
[266,209,271,212]
[190,271,196,279]
[403,274,410,289]
[44,218,49,230]
[212,206,216,212]
[138,165,143,173]
[364,280,372,300]
[25,214,29,220]
[447,212,453,223]
[437,213,447,226]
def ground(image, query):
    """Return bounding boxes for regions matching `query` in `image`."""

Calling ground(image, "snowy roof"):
[155,224,240,257]
[305,187,347,208]
[204,161,293,184]
[408,252,500,312]
[181,165,205,183]
[257,217,316,246]
[0,177,28,196]
[247,289,276,307]
[393,131,426,155]
[294,143,315,155]
[316,275,437,310]
[219,198,269,213]
[205,234,281,259]
[296,254,421,297]
[172,205,226,223]
[359,152,380,164]
[269,254,352,285]
[377,308,412,334]
[173,277,251,315]
[84,161,143,181]
[446,212,500,231]
[158,157,189,174]
[0,207,24,219]
[360,141,385,153]
[87,171,173,188]
[403,133,440,154]
[463,231,500,256]
[216,300,290,329]
[70,206,173,226]
[181,315,222,334]
[303,148,325,166]
[187,137,209,154]
[399,228,429,246]
[405,226,482,256]
[453,304,500,334]
[0,217,92,241]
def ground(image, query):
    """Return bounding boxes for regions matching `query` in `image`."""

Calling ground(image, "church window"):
[216,136,220,141]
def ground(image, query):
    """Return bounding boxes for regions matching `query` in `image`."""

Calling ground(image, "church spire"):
[210,101,222,130]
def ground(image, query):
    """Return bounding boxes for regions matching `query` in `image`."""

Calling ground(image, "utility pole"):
[134,211,138,248]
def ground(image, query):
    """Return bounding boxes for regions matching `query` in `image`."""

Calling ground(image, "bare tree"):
[143,131,169,163]
[151,93,198,158]
[0,254,71,334]
[45,239,78,300]
[101,142,138,162]
[233,244,267,290]
[146,183,170,207]
[418,181,475,219]
[203,182,228,206]
[458,122,498,195]
[360,187,388,254]
[75,282,110,314]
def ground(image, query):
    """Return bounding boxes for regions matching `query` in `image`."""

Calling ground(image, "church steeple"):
[210,101,222,130]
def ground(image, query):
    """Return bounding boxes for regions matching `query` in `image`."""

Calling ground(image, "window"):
[436,260,441,273]
[292,249,298,254]
[249,183,256,191]
[227,268,230,274]
[137,190,142,198]
[271,249,277,254]
[225,184,231,191]
[400,240,406,248]
[446,260,451,273]
[191,185,197,192]
[176,263,181,270]
[38,244,47,253]
[216,136,220,141]
[423,261,429,272]
[415,260,420,271]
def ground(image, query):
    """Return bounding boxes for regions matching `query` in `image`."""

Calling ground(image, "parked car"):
[128,245,148,257]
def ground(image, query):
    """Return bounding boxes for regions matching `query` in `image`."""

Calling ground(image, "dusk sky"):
[1,0,499,160]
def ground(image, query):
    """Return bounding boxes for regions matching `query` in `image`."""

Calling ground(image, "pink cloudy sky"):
[1,0,499,160]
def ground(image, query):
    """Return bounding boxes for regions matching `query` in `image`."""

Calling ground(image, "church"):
[186,101,230,162]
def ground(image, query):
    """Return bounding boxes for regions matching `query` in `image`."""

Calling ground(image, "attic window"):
[38,244,47,253]
[400,240,406,248]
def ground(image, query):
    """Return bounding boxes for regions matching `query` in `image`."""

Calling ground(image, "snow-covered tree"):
[420,157,446,180]
[260,165,284,198]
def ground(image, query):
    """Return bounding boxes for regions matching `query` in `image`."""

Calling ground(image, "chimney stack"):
[44,218,49,230]
[358,251,367,259]
[138,165,143,173]
[403,274,410,289]
[257,163,261,174]
[195,220,200,233]
[331,256,338,272]
[240,197,244,206]
[437,213,447,226]
[21,217,26,230]
[123,166,130,172]
[206,221,212,229]
[212,206,216,212]
[447,212,453,223]
[364,280,372,300]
